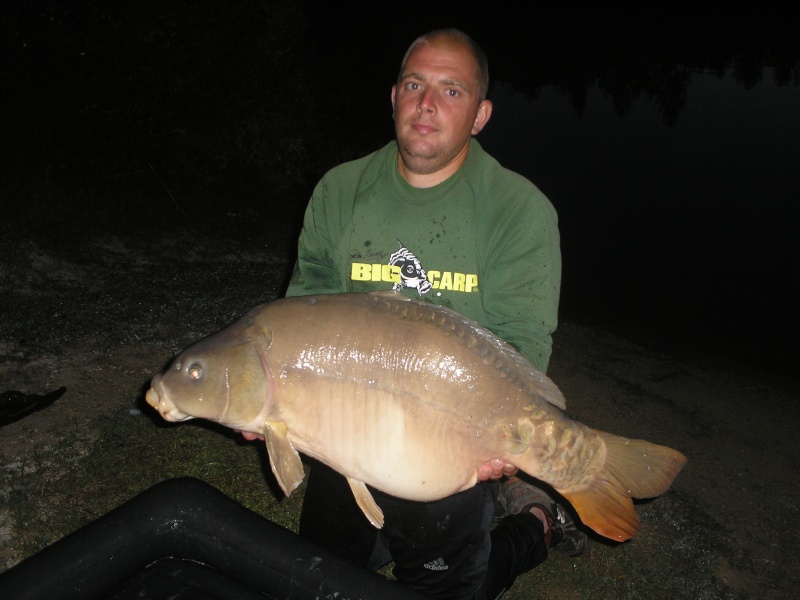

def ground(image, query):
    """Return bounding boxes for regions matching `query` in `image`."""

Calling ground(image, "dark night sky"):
[3,3,799,378]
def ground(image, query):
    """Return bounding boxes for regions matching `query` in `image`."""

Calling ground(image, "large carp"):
[146,291,686,542]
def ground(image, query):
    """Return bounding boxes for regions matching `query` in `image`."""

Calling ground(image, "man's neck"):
[396,145,469,189]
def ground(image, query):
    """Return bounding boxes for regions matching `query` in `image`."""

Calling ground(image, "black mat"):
[0,477,424,600]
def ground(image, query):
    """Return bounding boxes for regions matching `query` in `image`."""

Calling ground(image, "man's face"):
[391,41,492,179]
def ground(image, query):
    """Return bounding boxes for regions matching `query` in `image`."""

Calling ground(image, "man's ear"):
[472,99,493,135]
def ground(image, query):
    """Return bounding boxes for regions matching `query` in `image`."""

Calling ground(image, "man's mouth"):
[411,122,437,134]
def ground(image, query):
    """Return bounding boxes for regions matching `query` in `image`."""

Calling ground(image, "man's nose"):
[417,88,436,112]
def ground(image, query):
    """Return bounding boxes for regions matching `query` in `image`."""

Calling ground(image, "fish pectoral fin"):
[263,420,305,497]
[346,477,384,529]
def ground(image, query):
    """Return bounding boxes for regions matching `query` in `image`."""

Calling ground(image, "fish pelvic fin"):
[346,478,385,528]
[562,429,687,542]
[263,420,305,497]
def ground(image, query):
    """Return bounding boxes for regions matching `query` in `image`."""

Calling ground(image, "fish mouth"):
[145,375,194,423]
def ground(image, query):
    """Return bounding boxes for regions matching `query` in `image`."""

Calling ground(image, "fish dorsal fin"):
[346,477,385,528]
[364,290,567,411]
[263,420,305,496]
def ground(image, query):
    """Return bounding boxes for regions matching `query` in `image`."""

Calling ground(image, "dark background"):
[3,2,798,379]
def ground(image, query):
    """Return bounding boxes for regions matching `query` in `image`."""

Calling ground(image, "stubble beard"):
[397,145,443,175]
[396,130,459,176]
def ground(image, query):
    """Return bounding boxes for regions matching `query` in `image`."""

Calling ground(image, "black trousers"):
[299,462,549,600]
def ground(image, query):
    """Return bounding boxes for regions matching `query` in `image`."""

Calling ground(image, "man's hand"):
[477,458,518,481]
[236,430,264,442]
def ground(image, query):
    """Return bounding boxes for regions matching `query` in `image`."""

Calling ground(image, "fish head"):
[146,310,273,431]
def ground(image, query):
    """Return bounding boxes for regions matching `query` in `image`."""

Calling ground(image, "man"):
[247,28,585,599]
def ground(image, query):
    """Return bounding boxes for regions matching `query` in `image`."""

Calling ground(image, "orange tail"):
[561,429,687,542]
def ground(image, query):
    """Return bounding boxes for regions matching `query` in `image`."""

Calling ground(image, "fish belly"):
[273,375,499,501]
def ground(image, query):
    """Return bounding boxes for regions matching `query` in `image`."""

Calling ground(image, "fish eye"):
[187,363,203,380]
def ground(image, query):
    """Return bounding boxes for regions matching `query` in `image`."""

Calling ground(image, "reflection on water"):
[479,68,800,375]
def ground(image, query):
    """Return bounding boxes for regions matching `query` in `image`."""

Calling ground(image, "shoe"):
[550,503,587,556]
[499,477,587,557]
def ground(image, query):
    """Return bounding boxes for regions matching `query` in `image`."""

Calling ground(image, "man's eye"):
[446,88,460,98]
[406,82,420,91]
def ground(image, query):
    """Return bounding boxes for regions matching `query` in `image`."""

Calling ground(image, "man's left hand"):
[477,458,518,481]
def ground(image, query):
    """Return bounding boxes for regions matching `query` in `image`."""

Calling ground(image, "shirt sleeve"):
[479,189,561,372]
[285,178,344,297]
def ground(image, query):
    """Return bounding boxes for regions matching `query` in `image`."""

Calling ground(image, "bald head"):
[398,29,490,101]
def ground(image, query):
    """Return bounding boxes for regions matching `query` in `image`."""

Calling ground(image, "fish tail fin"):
[561,429,687,542]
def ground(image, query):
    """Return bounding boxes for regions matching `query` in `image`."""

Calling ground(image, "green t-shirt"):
[286,138,561,371]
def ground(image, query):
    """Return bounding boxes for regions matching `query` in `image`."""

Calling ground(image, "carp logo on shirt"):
[389,241,432,295]
[349,242,479,294]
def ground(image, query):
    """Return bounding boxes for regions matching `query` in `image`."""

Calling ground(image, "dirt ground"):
[1,223,798,599]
